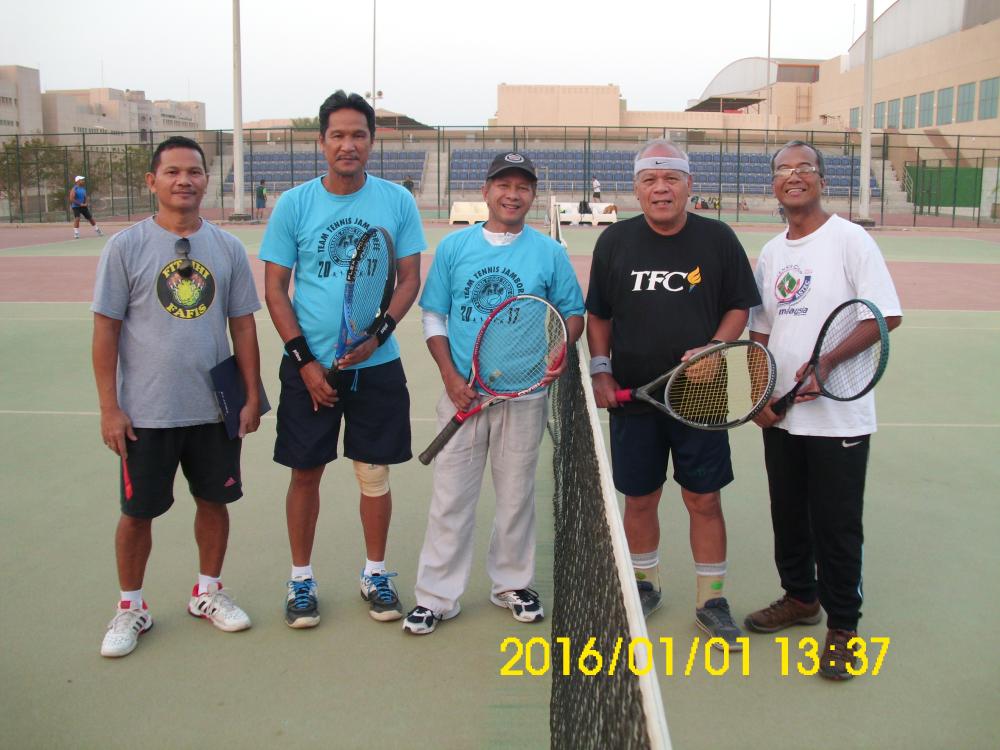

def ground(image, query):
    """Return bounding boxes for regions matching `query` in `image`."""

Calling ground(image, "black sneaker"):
[285,577,320,629]
[360,570,404,621]
[696,597,743,651]
[637,580,662,619]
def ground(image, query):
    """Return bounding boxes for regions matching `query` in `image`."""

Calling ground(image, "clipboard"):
[210,355,271,439]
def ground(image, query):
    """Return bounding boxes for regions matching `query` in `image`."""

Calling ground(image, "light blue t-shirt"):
[259,174,425,368]
[420,224,585,378]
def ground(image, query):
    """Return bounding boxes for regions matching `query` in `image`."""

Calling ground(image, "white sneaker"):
[490,588,544,623]
[402,603,460,635]
[101,601,153,657]
[95,227,103,236]
[187,583,251,632]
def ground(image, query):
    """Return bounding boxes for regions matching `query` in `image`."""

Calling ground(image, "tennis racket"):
[326,226,396,386]
[418,294,568,465]
[614,340,777,430]
[770,298,890,415]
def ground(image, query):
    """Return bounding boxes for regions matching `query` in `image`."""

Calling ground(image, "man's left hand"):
[337,337,379,369]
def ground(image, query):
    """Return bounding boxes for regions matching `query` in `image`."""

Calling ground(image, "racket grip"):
[770,393,793,415]
[418,417,463,465]
[613,389,634,404]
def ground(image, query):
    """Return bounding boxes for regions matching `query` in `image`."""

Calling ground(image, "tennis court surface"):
[1,220,998,749]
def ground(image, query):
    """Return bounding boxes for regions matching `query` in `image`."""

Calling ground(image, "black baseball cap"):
[486,152,537,181]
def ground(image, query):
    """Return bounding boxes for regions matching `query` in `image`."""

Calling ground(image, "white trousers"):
[414,391,548,614]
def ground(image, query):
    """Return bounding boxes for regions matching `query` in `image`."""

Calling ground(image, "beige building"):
[0,65,43,137]
[492,0,999,139]
[40,87,205,145]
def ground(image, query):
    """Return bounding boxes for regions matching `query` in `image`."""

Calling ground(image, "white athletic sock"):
[120,589,143,608]
[364,559,386,576]
[198,573,221,595]
[631,551,660,590]
[291,565,313,581]
[695,560,728,608]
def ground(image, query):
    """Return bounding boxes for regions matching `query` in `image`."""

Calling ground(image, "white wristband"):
[589,356,612,376]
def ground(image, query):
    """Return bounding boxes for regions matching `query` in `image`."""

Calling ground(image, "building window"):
[980,77,999,120]
[918,91,934,127]
[903,95,916,129]
[850,107,860,129]
[874,101,885,128]
[936,87,954,125]
[887,99,900,129]
[955,83,975,122]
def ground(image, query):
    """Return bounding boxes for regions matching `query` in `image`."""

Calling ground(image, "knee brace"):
[353,461,390,496]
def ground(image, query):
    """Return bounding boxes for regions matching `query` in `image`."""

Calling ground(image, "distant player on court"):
[746,140,901,680]
[592,175,601,202]
[254,179,267,220]
[70,175,103,239]
[260,91,424,628]
[586,138,759,649]
[404,152,584,635]
[92,136,262,657]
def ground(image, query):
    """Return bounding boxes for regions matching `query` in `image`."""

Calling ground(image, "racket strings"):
[345,236,391,337]
[666,346,773,426]
[475,299,566,395]
[816,306,883,399]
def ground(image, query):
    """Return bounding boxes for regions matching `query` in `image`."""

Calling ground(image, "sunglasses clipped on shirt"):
[772,165,822,180]
[175,237,193,278]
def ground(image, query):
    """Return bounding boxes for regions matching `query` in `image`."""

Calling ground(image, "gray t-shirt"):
[91,218,261,428]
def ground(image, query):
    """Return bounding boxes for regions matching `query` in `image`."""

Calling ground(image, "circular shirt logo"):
[156,259,216,319]
[773,265,812,305]
[324,225,368,267]
[470,274,517,314]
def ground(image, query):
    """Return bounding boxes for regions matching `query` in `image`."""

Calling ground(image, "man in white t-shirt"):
[746,140,901,681]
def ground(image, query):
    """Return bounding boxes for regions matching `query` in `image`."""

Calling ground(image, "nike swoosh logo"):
[842,440,862,448]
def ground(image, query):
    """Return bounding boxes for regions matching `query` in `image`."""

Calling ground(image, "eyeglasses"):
[772,165,822,180]
[175,238,193,278]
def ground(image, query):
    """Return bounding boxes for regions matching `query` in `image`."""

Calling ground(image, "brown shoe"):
[819,628,859,681]
[743,594,822,633]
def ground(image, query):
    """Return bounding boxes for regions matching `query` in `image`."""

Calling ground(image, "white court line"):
[0,410,996,429]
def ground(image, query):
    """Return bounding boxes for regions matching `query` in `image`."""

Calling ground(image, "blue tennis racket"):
[326,226,396,386]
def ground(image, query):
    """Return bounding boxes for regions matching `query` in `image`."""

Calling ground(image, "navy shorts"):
[120,423,243,519]
[609,410,733,496]
[273,356,412,469]
[72,206,93,221]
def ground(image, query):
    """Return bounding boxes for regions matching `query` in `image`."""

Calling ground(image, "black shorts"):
[120,423,243,518]
[273,356,412,469]
[72,206,93,221]
[609,410,733,496]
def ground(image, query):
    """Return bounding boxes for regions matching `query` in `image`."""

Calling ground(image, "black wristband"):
[373,313,397,346]
[284,336,315,369]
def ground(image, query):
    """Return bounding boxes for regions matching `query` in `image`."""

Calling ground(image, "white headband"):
[633,156,691,176]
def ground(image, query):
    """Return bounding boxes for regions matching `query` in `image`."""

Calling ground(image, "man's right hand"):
[100,407,138,459]
[591,372,622,409]
[752,398,783,428]
[300,361,338,411]
[444,370,477,412]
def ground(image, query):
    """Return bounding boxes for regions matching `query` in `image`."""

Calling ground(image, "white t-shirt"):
[749,214,901,437]
[592,179,601,193]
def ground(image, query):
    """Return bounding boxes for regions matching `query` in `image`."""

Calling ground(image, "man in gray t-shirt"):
[91,136,263,658]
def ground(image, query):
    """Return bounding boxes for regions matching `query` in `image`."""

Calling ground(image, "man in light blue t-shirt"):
[259,91,424,628]
[403,153,584,635]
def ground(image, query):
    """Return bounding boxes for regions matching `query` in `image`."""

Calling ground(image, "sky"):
[3,0,896,130]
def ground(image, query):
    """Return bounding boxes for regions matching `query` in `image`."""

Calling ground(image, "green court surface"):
[1,223,999,749]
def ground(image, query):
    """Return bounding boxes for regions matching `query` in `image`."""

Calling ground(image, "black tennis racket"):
[770,298,890,415]
[418,294,568,464]
[614,340,777,430]
[326,226,396,386]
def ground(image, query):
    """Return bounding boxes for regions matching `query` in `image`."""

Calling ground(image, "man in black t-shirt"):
[586,139,760,650]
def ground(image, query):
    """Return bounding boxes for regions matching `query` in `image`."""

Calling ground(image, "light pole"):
[230,0,250,220]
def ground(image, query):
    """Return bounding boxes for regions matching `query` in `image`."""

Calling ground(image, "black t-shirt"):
[586,212,760,410]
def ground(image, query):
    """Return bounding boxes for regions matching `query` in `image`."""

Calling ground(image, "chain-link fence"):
[3,126,998,227]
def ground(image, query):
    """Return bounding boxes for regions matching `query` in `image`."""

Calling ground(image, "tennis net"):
[548,344,672,750]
